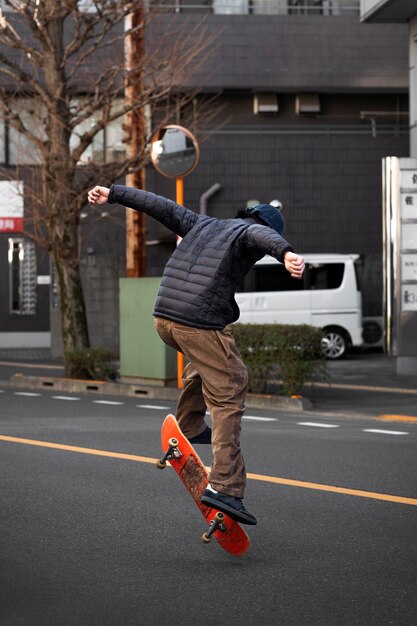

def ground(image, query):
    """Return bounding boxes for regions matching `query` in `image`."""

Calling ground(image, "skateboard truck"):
[201,512,226,544]
[156,437,182,469]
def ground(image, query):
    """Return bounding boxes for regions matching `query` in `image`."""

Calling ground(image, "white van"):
[235,253,363,359]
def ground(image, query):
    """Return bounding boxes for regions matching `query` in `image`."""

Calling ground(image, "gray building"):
[0,1,410,354]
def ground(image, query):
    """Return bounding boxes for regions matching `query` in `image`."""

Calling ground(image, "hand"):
[88,185,110,205]
[284,251,305,279]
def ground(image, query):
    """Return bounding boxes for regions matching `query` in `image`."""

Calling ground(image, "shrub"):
[65,347,117,381]
[232,323,326,396]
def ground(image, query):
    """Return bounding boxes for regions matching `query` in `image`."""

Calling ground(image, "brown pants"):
[154,317,248,498]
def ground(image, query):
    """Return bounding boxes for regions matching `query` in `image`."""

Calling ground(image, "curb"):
[7,374,312,412]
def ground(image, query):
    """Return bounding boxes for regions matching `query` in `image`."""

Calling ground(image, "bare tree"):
[0,0,215,371]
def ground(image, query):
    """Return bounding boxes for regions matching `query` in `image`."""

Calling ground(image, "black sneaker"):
[188,426,212,445]
[201,488,257,526]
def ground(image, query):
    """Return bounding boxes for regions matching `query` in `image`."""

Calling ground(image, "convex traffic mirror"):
[150,125,199,179]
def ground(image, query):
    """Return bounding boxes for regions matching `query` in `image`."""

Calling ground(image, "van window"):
[309,263,344,290]
[239,261,346,293]
[240,263,305,293]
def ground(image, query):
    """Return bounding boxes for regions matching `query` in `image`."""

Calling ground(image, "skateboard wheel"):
[201,533,212,544]
[168,437,178,448]
[214,512,225,522]
[156,459,166,469]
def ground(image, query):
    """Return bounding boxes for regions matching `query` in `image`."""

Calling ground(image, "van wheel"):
[321,328,348,360]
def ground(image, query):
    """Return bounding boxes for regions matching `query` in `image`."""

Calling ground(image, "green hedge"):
[65,347,117,381]
[233,323,326,396]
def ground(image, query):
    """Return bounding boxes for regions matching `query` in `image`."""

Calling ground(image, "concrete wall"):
[81,255,125,354]
[51,255,125,359]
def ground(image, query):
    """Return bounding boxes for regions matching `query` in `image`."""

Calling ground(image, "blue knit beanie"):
[246,204,286,235]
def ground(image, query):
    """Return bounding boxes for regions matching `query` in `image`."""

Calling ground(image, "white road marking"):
[298,422,340,428]
[363,428,409,436]
[51,396,80,401]
[137,404,171,410]
[243,416,277,422]
[3,389,416,441]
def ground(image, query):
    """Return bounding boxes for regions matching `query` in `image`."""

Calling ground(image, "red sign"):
[0,217,23,232]
[0,181,24,233]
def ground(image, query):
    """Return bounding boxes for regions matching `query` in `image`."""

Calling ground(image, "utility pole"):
[125,2,146,277]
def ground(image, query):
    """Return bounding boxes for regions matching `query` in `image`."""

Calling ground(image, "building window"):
[8,238,37,315]
[70,98,126,165]
[1,97,126,166]
[77,0,97,12]
[213,0,249,14]
[251,0,287,14]
[8,99,45,166]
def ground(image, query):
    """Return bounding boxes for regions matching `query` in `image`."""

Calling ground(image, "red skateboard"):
[157,414,250,557]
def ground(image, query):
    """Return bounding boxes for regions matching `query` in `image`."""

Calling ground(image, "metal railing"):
[151,1,360,16]
[0,1,360,16]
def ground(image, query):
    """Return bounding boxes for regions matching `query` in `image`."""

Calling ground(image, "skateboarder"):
[88,184,305,525]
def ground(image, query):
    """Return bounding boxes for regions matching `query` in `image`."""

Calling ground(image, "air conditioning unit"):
[295,93,320,114]
[362,316,384,348]
[253,93,279,115]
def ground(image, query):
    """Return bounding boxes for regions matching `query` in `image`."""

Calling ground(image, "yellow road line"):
[246,473,417,506]
[378,414,417,424]
[0,435,155,465]
[304,381,417,395]
[1,434,417,507]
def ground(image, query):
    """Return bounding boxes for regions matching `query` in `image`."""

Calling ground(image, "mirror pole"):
[176,176,184,206]
[176,176,185,388]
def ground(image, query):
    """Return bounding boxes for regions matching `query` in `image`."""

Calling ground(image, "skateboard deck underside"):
[160,414,250,557]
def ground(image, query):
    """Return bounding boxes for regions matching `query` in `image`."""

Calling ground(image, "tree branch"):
[0,51,50,105]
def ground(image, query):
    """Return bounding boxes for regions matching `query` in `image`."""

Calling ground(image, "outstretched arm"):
[88,184,201,238]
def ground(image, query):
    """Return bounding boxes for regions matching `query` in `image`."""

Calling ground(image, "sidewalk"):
[1,348,416,420]
[303,350,417,419]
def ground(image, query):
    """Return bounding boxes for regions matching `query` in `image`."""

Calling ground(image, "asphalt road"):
[1,386,417,626]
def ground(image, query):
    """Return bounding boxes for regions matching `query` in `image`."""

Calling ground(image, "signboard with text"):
[401,254,417,281]
[383,157,417,363]
[400,192,417,219]
[401,285,417,311]
[0,181,24,232]
[400,162,417,313]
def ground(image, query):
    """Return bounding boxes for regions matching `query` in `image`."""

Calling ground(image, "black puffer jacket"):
[109,185,293,330]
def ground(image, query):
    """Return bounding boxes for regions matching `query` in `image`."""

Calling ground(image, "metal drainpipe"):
[199,183,221,215]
